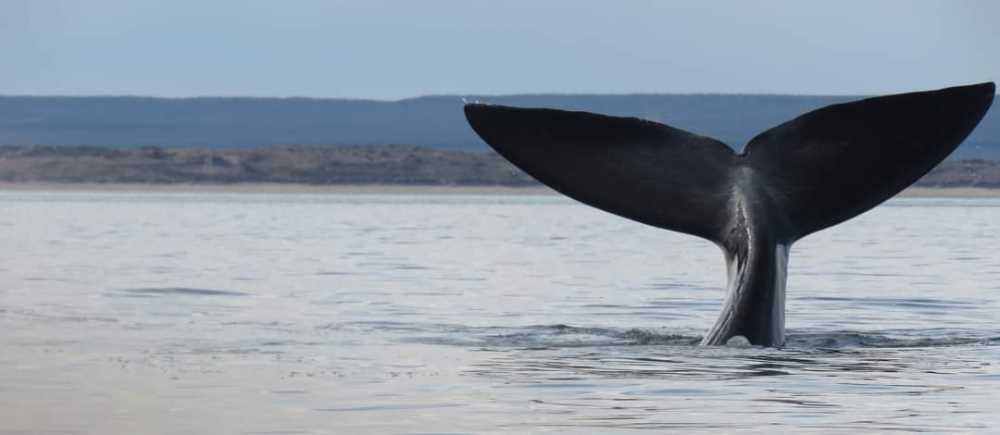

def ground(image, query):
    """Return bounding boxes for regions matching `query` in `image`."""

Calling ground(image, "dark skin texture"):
[465,82,995,347]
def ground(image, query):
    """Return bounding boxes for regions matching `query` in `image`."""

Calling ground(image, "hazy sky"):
[2,0,998,99]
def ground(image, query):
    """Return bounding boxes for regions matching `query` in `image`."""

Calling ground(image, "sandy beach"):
[0,182,998,197]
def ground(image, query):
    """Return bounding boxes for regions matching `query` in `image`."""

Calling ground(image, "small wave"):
[786,331,997,348]
[336,321,999,350]
[448,324,702,348]
[338,322,701,347]
[112,287,250,297]
[798,296,988,310]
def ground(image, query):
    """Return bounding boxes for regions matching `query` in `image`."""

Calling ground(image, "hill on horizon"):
[1,92,998,159]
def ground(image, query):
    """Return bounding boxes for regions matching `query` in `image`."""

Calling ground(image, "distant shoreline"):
[2,145,999,189]
[0,182,556,195]
[900,187,1000,198]
[1,182,998,198]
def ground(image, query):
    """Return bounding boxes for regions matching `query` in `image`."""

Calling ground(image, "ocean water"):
[1,191,999,434]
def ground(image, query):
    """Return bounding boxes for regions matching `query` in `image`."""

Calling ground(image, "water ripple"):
[334,321,1000,350]
[112,287,250,297]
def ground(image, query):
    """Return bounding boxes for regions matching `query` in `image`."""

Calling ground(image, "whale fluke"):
[464,82,995,347]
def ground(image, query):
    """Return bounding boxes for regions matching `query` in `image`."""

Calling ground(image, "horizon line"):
[0,90,942,102]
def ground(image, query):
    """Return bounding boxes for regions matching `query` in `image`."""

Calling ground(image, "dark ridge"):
[0,144,995,187]
[916,159,1000,187]
[0,144,536,185]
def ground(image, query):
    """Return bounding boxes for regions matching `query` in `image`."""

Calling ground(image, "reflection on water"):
[0,192,999,434]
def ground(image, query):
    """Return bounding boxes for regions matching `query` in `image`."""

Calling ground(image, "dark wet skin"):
[465,82,995,346]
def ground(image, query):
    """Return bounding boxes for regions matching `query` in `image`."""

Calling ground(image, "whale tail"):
[464,82,995,346]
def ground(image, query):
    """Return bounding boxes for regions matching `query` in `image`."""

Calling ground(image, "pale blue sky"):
[2,0,998,99]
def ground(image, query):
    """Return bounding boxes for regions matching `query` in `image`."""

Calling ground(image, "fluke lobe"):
[464,82,995,347]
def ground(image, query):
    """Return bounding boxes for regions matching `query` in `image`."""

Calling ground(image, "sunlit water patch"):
[1,191,999,433]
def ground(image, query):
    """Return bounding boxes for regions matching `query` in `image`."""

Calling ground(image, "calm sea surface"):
[1,191,999,434]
